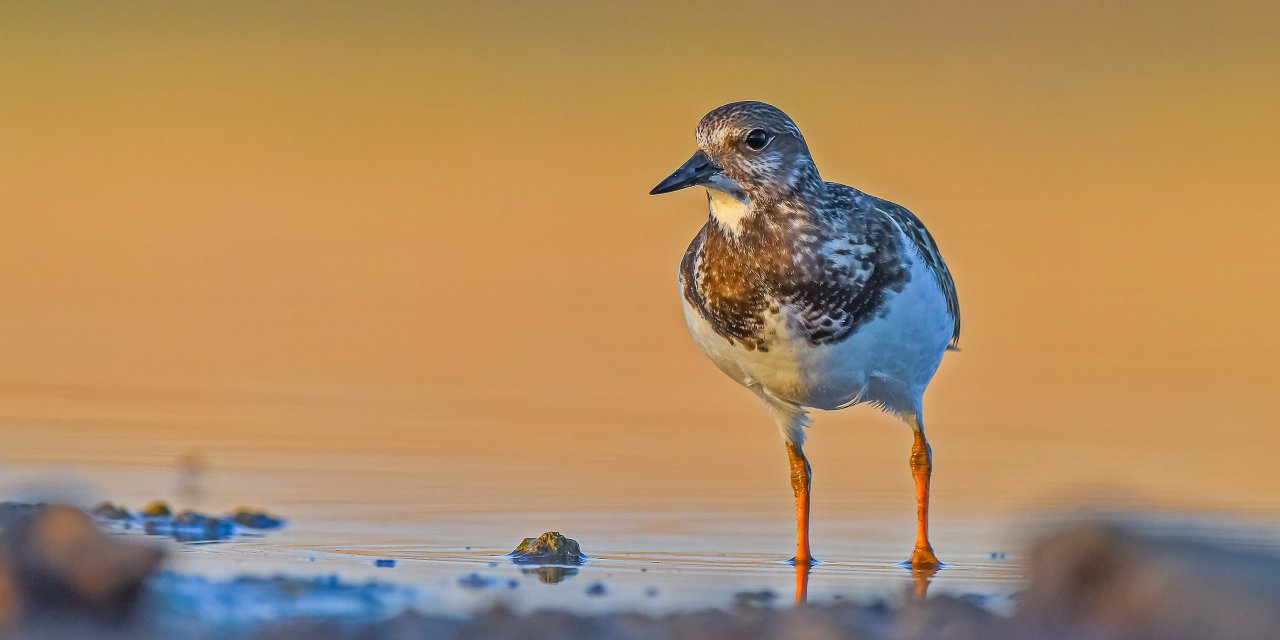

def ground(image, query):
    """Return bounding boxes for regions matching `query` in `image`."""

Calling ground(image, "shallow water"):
[6,400,1280,621]
[0,453,1027,617]
[148,507,1025,616]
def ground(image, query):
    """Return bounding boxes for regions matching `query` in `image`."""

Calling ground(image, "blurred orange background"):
[2,2,1278,523]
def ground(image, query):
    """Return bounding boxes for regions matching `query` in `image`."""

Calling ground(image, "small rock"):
[89,502,132,521]
[97,502,287,543]
[585,582,607,596]
[509,532,586,565]
[230,508,286,530]
[149,510,235,542]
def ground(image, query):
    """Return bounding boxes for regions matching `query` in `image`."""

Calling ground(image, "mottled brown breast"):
[680,203,911,352]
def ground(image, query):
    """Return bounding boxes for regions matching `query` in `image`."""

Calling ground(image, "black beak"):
[649,150,720,195]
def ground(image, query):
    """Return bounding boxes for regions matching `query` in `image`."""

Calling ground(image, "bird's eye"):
[744,129,771,151]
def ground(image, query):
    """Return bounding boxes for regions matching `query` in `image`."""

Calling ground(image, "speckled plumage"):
[651,101,958,568]
[681,186,920,353]
[658,100,959,430]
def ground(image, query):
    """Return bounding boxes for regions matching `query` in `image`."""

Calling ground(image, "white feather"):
[702,175,753,237]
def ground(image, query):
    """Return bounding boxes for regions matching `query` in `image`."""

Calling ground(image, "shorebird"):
[650,101,959,570]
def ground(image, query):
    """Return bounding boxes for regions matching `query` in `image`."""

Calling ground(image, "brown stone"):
[0,505,164,626]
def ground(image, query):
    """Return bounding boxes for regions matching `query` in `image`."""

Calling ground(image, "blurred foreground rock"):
[0,505,163,628]
[1018,522,1280,640]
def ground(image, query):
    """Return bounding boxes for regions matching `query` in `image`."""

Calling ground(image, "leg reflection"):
[910,564,939,597]
[794,560,812,604]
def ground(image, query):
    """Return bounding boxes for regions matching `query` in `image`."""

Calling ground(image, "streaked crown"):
[694,101,820,200]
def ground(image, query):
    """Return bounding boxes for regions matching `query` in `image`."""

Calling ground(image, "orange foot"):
[908,545,941,569]
[789,554,817,567]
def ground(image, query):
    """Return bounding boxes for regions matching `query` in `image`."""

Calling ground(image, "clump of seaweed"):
[141,501,172,517]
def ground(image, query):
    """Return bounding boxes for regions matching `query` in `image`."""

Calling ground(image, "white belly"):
[681,250,953,415]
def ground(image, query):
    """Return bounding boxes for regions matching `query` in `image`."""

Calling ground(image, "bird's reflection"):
[794,562,812,603]
[911,564,939,597]
[792,561,939,603]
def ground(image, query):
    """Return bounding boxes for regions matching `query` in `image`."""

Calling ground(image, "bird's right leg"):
[758,392,814,568]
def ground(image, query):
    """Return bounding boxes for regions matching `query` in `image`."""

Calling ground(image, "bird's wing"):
[860,193,961,349]
[783,205,914,347]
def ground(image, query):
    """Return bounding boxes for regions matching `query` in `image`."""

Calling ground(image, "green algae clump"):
[510,531,586,565]
[230,508,286,529]
[141,501,172,517]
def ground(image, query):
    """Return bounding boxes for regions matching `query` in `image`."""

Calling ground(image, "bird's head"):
[650,101,820,205]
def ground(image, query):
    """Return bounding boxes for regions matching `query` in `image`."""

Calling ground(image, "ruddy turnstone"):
[650,101,959,570]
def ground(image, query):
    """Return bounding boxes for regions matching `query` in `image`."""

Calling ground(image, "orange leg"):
[785,441,814,566]
[908,425,940,568]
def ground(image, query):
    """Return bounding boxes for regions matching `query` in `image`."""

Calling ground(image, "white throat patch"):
[703,173,753,236]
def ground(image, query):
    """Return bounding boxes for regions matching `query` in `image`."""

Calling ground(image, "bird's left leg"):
[904,412,940,568]
[785,440,813,567]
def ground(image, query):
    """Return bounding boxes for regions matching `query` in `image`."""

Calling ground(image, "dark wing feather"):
[861,194,961,348]
[781,212,910,346]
